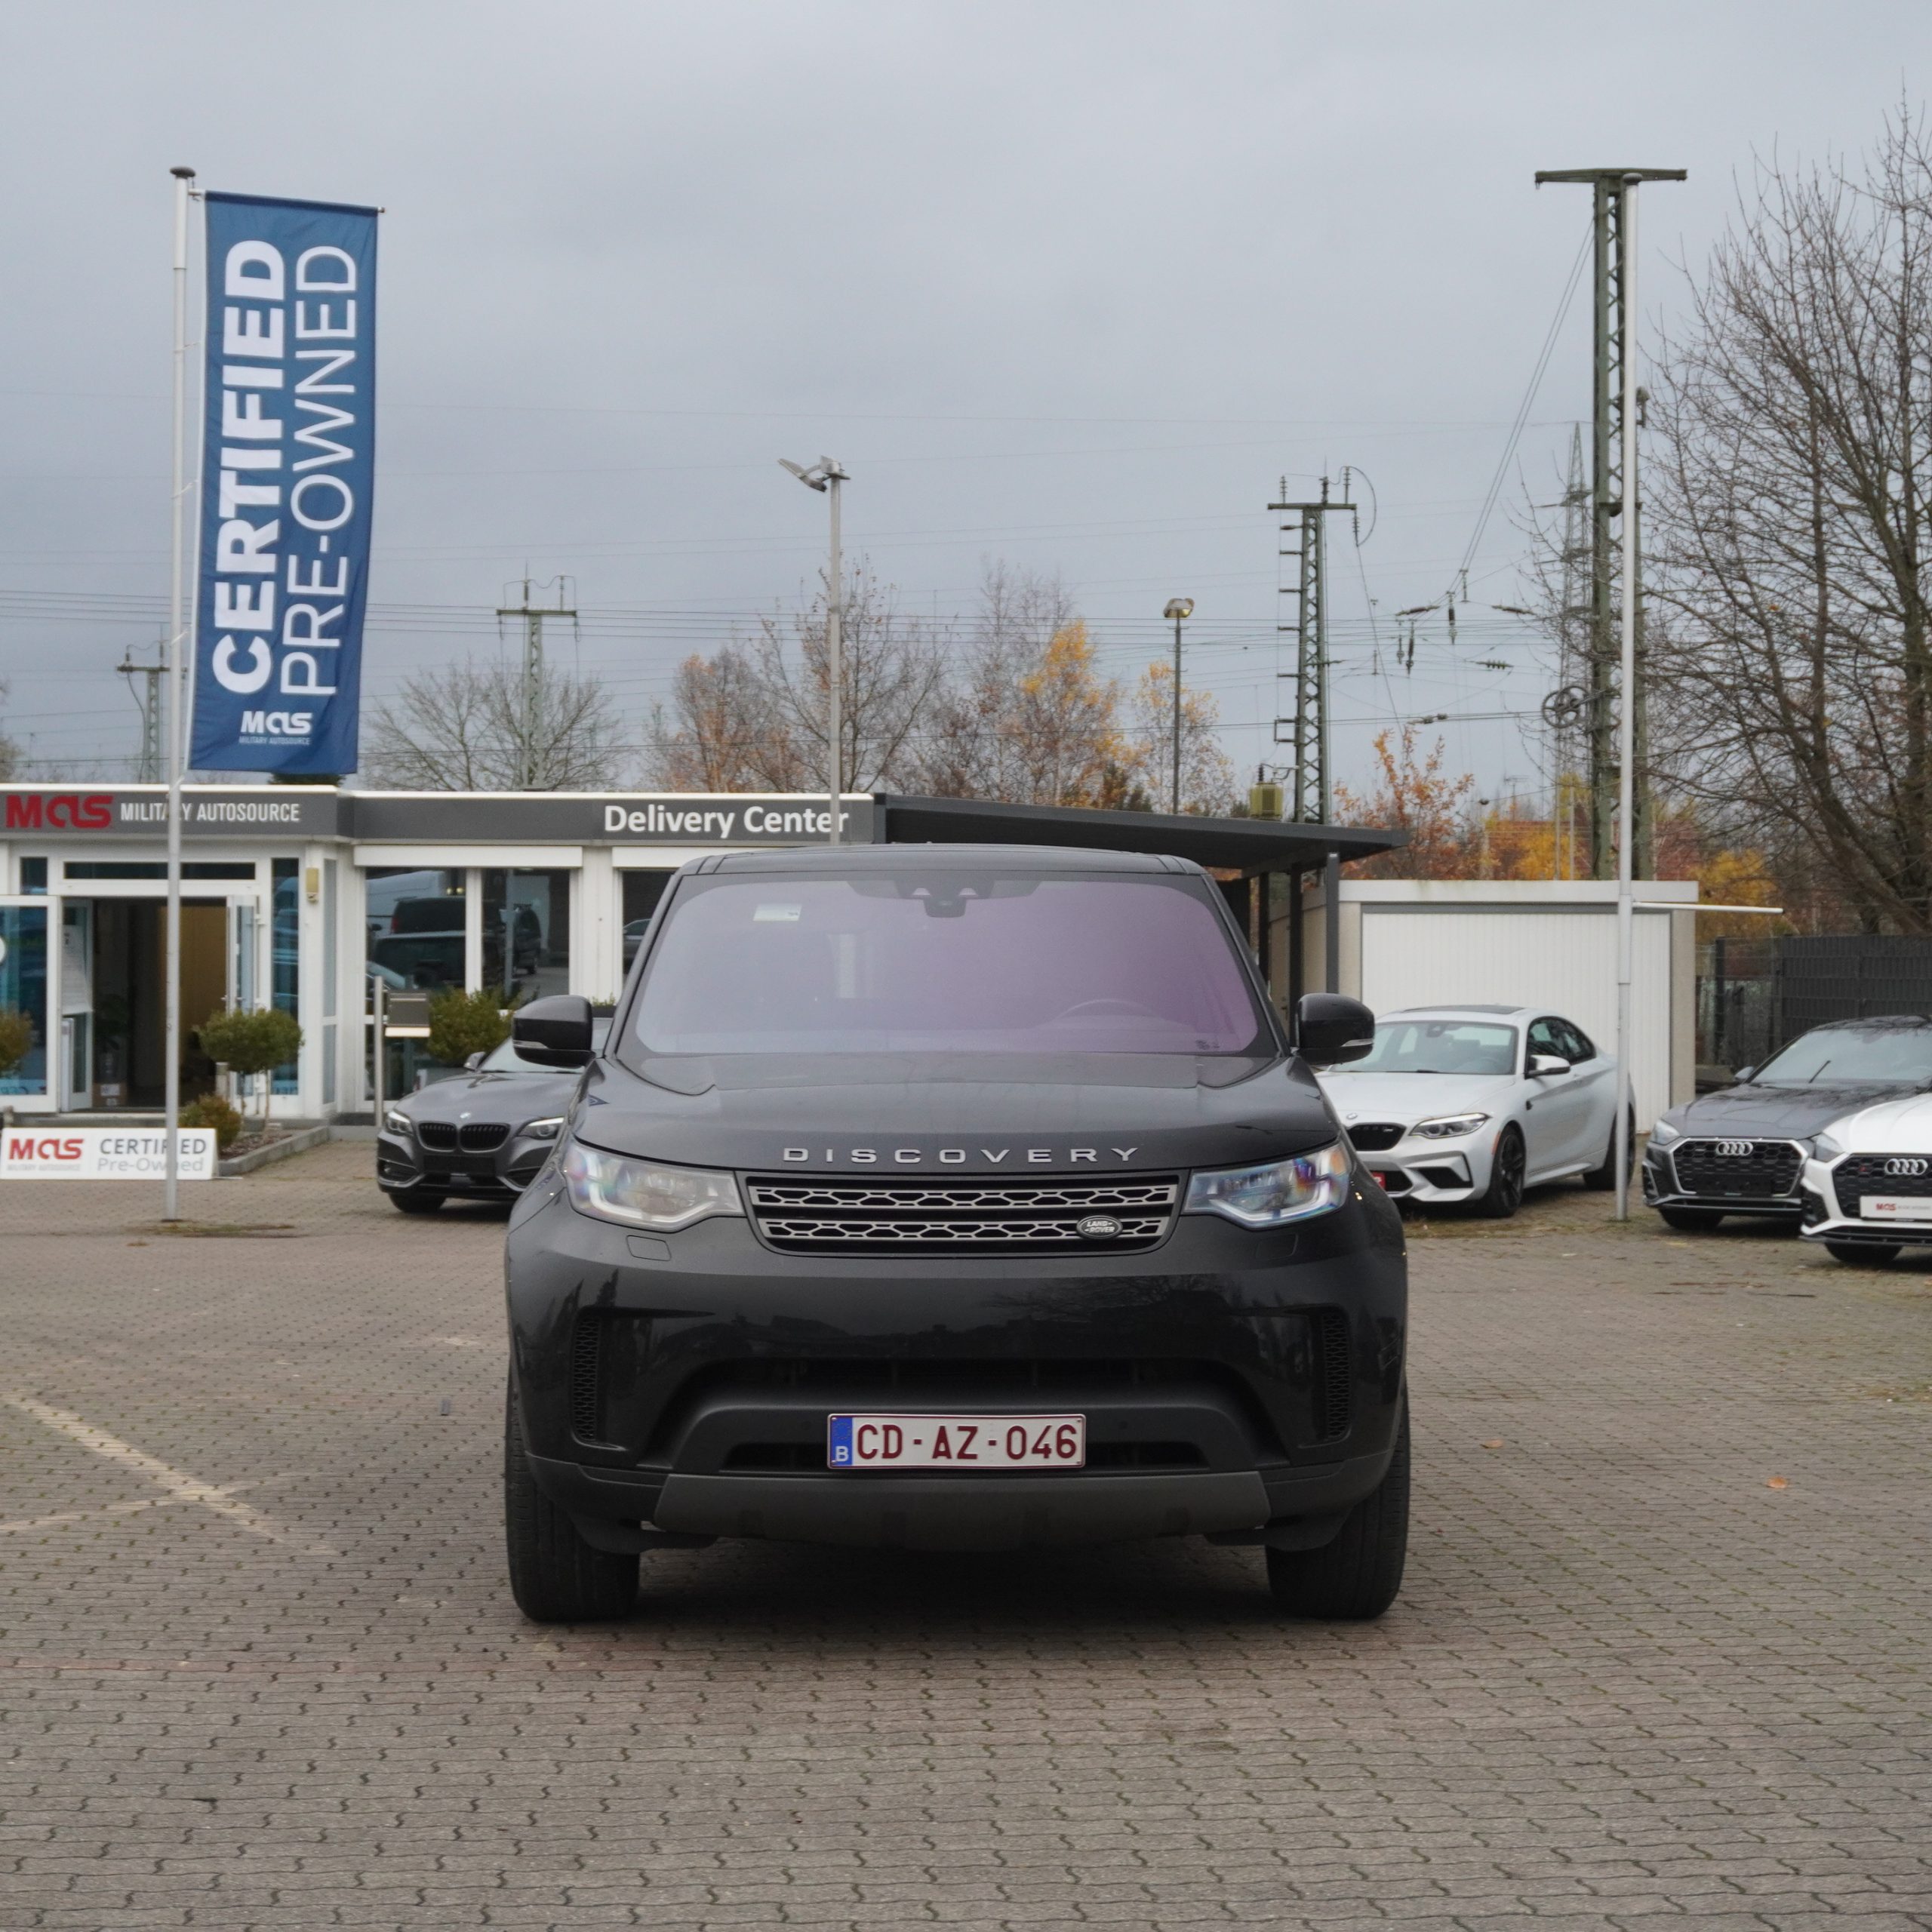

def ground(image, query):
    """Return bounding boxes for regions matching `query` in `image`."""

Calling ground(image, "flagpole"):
[165,165,194,1223]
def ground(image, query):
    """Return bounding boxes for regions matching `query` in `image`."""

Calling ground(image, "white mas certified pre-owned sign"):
[1,1130,217,1181]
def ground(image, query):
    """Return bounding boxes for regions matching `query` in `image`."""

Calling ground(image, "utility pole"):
[495,577,577,789]
[1534,167,1684,879]
[118,643,165,783]
[1269,476,1354,823]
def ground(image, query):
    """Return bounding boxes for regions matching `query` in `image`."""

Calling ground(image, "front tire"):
[389,1189,445,1215]
[1472,1125,1526,1219]
[504,1380,639,1622]
[1267,1397,1409,1620]
[1825,1240,1900,1265]
[1659,1205,1725,1232]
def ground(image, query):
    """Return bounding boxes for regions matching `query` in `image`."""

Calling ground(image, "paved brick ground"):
[2,1143,1927,1930]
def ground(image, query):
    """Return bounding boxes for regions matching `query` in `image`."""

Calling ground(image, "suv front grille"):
[746,1174,1180,1254]
[1835,1154,1932,1217]
[1669,1139,1802,1198]
[1346,1123,1404,1152]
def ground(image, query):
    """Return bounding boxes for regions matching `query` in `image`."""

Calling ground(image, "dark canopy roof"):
[872,794,1405,874]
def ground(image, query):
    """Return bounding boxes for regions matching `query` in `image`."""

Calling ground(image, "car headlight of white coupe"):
[560,1142,744,1229]
[383,1106,412,1135]
[522,1115,565,1143]
[1648,1117,1682,1146]
[1184,1143,1351,1227]
[1809,1130,1844,1161]
[1410,1112,1489,1140]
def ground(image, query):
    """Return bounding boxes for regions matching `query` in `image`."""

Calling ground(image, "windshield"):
[480,1019,610,1072]
[1751,1024,1932,1084]
[1352,1018,1518,1077]
[627,872,1266,1055]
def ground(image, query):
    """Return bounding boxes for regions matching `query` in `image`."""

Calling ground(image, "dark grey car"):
[1643,1015,1932,1229]
[377,1023,609,1214]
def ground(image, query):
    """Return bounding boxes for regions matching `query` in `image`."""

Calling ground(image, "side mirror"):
[463,1051,485,1071]
[1528,1053,1571,1077]
[1296,993,1376,1066]
[512,994,595,1069]
[1733,1066,1756,1084]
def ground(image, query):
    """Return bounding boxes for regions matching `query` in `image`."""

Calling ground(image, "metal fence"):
[1697,934,1932,1075]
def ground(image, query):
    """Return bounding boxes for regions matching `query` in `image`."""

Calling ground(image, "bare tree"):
[0,679,18,781]
[1118,662,1238,815]
[647,561,946,792]
[1647,109,1932,930]
[904,563,1078,798]
[365,656,626,790]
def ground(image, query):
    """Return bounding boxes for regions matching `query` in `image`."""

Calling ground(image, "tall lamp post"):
[1163,598,1194,814]
[164,163,195,1225]
[780,457,849,844]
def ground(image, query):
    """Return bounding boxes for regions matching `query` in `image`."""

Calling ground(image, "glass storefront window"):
[366,867,467,994]
[272,857,299,1095]
[0,903,49,1096]
[482,869,571,1004]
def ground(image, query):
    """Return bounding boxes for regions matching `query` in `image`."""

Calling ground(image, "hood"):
[1660,1079,1927,1140]
[400,1067,582,1128]
[1825,1091,1932,1153]
[573,1050,1335,1174]
[1318,1070,1518,1128]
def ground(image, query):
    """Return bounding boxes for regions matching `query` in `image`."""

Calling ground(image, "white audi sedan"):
[1317,1004,1627,1217]
[1796,1091,1932,1263]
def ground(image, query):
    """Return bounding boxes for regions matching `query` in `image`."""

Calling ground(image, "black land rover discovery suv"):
[503,844,1409,1620]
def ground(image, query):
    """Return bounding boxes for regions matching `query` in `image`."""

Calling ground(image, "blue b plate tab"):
[827,1414,855,1466]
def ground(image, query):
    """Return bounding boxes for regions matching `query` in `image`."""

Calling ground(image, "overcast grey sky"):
[1,1,1919,799]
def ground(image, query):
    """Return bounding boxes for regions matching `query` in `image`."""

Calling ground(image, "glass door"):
[0,899,52,1107]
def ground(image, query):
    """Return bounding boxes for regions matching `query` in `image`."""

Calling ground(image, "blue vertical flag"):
[192,192,377,775]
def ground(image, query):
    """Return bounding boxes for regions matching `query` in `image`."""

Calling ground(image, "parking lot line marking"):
[2,1395,337,1555]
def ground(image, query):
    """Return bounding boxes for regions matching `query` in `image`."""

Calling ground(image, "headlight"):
[1648,1117,1682,1146]
[559,1141,744,1230]
[522,1115,565,1143]
[383,1107,412,1135]
[1810,1130,1844,1161]
[1184,1143,1351,1228]
[1410,1112,1489,1140]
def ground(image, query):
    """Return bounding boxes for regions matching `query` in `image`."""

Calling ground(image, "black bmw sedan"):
[1644,1014,1932,1230]
[377,1020,609,1214]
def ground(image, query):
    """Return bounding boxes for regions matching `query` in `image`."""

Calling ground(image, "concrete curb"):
[218,1124,331,1177]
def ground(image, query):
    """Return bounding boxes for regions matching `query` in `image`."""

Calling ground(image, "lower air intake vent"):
[569,1313,605,1441]
[1310,1307,1352,1442]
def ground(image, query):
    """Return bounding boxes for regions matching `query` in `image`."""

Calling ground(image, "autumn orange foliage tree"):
[1332,728,1476,878]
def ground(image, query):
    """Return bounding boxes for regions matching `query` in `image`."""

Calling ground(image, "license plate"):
[827,1414,1085,1469]
[1860,1195,1932,1221]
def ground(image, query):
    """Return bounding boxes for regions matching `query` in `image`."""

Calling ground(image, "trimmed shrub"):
[0,1005,32,1078]
[196,1006,303,1134]
[426,986,516,1067]
[180,1093,245,1152]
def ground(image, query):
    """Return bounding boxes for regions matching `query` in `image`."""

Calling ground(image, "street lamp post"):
[1163,598,1194,814]
[780,457,850,844]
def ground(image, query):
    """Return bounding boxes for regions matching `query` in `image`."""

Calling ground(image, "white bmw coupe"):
[1317,1004,1629,1218]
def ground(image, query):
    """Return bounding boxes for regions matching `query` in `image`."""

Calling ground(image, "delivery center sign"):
[192,192,377,777]
[2,1129,217,1181]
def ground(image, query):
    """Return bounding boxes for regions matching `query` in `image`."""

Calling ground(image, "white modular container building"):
[1272,878,1699,1130]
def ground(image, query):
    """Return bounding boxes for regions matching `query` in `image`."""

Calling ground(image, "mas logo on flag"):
[192,192,378,777]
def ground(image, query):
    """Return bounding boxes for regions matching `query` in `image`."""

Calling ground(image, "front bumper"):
[505,1165,1408,1553]
[1798,1154,1932,1247]
[1642,1138,1806,1217]
[1350,1140,1481,1204]
[377,1124,556,1200]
